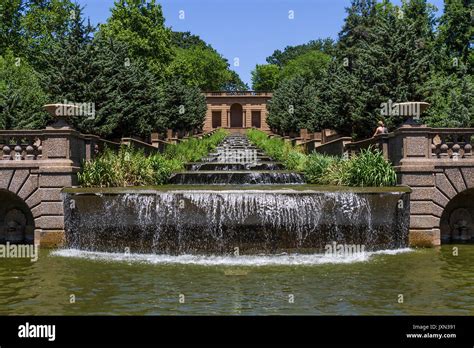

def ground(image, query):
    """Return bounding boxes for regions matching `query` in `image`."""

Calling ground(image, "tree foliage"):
[251,64,280,91]
[267,76,319,133]
[99,0,173,77]
[0,50,49,129]
[157,79,207,132]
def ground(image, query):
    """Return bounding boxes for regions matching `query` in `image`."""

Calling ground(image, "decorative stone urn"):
[393,102,430,127]
[44,103,80,129]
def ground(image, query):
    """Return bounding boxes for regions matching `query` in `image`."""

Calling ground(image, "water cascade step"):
[169,134,305,185]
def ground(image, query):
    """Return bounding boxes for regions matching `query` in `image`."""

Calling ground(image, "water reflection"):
[0,246,473,315]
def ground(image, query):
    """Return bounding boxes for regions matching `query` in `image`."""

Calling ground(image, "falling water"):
[63,134,410,255]
[64,189,409,254]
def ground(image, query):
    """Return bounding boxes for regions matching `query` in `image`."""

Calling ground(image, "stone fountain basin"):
[62,185,411,255]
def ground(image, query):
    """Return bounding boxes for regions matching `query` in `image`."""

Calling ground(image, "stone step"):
[185,162,285,171]
[169,171,305,185]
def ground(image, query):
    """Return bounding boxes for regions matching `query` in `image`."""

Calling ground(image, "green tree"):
[318,0,438,138]
[85,35,160,138]
[167,46,234,91]
[0,0,24,55]
[267,76,319,133]
[223,70,249,91]
[436,0,473,73]
[171,31,209,50]
[42,4,95,104]
[0,50,49,129]
[266,38,335,67]
[20,0,76,70]
[100,0,173,77]
[157,79,207,132]
[251,64,280,91]
[279,50,331,83]
[424,69,473,127]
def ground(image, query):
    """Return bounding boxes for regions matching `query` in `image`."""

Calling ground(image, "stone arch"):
[230,103,243,128]
[433,166,474,244]
[440,188,474,243]
[0,189,35,244]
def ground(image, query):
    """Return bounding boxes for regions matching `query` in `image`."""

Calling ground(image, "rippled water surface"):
[1,245,473,315]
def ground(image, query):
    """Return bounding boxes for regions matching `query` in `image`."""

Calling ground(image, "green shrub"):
[284,150,307,171]
[345,147,397,187]
[78,129,229,187]
[247,129,306,170]
[304,153,339,184]
[164,128,227,163]
[249,129,397,187]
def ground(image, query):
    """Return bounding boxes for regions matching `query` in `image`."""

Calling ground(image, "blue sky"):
[76,0,445,87]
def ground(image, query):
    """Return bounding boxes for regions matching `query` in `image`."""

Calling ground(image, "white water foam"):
[51,248,413,266]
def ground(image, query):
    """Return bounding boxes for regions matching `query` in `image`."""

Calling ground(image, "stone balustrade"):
[205,91,272,97]
[0,131,44,161]
[430,129,473,159]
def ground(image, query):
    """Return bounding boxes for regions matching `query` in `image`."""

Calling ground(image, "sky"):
[76,0,445,87]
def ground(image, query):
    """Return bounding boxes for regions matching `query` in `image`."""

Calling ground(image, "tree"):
[423,69,473,127]
[84,35,160,138]
[279,50,331,83]
[166,46,234,91]
[267,76,319,133]
[436,0,473,73]
[171,31,209,50]
[41,4,95,104]
[251,64,280,91]
[157,79,207,132]
[0,0,24,56]
[0,50,49,129]
[100,0,173,77]
[317,0,438,138]
[223,70,249,91]
[266,38,335,67]
[20,0,76,71]
[316,60,368,137]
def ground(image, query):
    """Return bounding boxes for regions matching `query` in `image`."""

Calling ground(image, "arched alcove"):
[440,188,474,243]
[230,103,243,128]
[0,189,35,244]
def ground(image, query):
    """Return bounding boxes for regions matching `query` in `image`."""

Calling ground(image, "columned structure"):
[204,91,272,133]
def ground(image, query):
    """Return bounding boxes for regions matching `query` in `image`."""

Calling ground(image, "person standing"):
[373,121,388,137]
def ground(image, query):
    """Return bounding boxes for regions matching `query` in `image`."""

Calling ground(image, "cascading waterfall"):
[64,189,409,254]
[63,134,410,255]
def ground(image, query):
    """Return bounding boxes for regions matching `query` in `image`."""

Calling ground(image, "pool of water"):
[1,245,473,315]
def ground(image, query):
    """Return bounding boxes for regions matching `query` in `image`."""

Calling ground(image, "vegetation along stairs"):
[169,134,305,185]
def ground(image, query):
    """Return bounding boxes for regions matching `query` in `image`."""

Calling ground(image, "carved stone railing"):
[205,91,273,97]
[0,130,44,161]
[343,127,474,165]
[429,129,473,159]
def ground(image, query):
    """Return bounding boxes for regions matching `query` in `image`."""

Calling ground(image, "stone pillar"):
[392,127,440,247]
[32,104,87,247]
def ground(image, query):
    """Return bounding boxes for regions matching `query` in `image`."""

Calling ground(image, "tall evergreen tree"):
[41,4,95,104]
[84,34,160,139]
[0,50,49,129]
[157,79,207,132]
[267,76,319,133]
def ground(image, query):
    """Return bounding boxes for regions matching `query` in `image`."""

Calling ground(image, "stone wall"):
[347,126,474,246]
